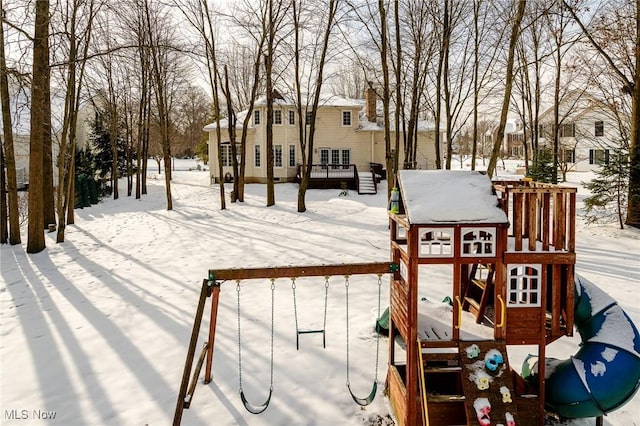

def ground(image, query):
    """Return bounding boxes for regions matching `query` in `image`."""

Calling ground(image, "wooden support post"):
[205,281,222,383]
[173,279,212,426]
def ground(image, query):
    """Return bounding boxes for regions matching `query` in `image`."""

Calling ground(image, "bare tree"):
[487,0,527,177]
[143,0,184,210]
[26,0,49,253]
[291,0,339,213]
[0,2,21,245]
[171,0,227,209]
[52,0,98,242]
[264,0,289,207]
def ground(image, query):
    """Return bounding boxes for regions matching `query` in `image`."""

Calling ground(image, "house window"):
[342,110,352,126]
[289,110,295,125]
[331,149,340,166]
[319,148,329,165]
[274,144,283,167]
[273,110,282,125]
[254,110,260,125]
[589,149,610,165]
[254,145,261,168]
[507,265,542,307]
[595,121,604,137]
[221,144,232,167]
[305,111,313,126]
[559,123,575,138]
[511,146,524,157]
[220,143,239,167]
[289,144,296,167]
[341,149,350,167]
[560,148,575,163]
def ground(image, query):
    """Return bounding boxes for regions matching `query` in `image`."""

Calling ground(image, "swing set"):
[172,262,397,426]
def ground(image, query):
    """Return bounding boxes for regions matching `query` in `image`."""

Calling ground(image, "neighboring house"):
[204,87,439,189]
[536,92,625,172]
[482,118,522,159]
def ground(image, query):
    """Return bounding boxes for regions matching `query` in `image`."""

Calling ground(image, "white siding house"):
[204,88,439,185]
[537,92,626,172]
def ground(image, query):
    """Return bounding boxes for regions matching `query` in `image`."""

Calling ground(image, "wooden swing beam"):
[208,261,397,281]
[172,261,397,426]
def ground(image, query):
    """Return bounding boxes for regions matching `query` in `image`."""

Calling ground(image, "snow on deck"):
[398,170,508,225]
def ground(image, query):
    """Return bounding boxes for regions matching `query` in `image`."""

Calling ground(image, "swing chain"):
[270,278,275,391]
[373,274,383,381]
[323,276,330,332]
[345,273,383,404]
[291,278,299,333]
[236,280,243,393]
[344,275,351,387]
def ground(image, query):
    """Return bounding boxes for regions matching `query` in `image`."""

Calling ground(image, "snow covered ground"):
[1,159,638,425]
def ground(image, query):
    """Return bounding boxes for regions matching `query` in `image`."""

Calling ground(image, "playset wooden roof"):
[397,170,508,225]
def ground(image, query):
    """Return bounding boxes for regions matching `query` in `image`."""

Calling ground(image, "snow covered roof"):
[397,170,508,225]
[203,92,437,132]
[203,110,250,131]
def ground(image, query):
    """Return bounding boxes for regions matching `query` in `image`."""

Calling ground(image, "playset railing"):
[493,180,576,253]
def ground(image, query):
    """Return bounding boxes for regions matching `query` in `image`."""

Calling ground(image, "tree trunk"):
[378,0,393,191]
[627,0,640,227]
[27,0,49,254]
[487,0,526,177]
[0,13,21,245]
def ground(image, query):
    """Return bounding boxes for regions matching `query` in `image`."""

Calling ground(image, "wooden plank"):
[551,265,562,337]
[568,192,576,252]
[504,252,575,264]
[514,193,523,251]
[209,262,396,281]
[387,366,408,426]
[542,193,551,250]
[527,193,537,251]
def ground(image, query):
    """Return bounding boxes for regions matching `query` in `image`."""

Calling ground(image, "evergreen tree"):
[527,148,555,183]
[73,109,128,205]
[583,147,630,229]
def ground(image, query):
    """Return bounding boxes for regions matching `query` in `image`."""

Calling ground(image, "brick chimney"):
[365,82,377,124]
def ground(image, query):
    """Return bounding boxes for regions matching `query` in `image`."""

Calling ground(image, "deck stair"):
[357,171,377,194]
[462,264,494,324]
[458,341,520,426]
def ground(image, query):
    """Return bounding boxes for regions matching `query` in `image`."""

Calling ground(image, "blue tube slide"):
[523,274,640,418]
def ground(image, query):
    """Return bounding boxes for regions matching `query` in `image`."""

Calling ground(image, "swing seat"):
[296,329,326,350]
[347,381,377,406]
[240,388,272,415]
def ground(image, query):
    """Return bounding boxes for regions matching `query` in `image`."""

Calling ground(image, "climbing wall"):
[459,341,519,426]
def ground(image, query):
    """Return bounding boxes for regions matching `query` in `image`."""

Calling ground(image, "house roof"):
[203,91,437,132]
[397,170,508,225]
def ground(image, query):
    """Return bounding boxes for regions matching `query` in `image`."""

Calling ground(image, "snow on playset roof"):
[397,170,508,225]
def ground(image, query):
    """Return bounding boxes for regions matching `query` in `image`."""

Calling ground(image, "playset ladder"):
[462,264,494,324]
[458,341,520,426]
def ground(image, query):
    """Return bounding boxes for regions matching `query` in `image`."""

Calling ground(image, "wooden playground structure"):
[387,170,577,426]
[173,169,583,426]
